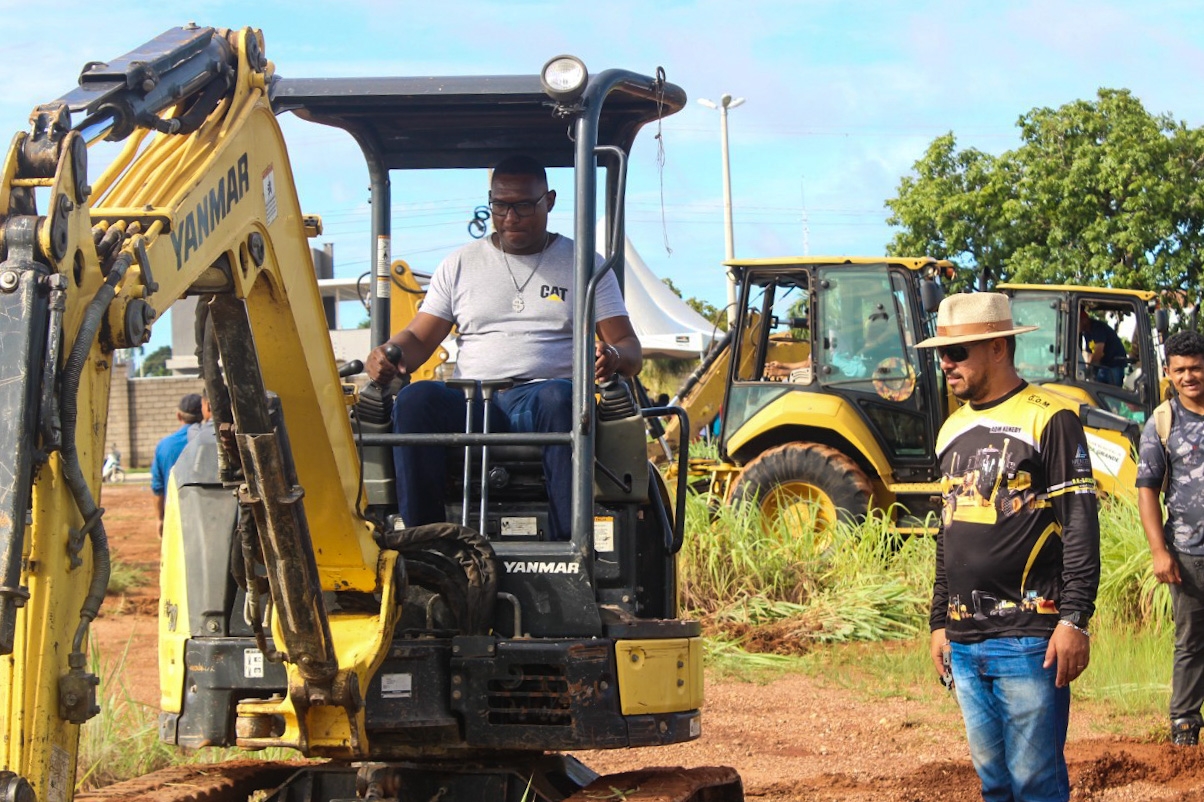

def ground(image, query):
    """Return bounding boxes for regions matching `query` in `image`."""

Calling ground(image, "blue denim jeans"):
[392,379,572,540]
[950,637,1070,802]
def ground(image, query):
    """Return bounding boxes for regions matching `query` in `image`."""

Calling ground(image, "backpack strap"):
[1153,400,1174,493]
[1154,400,1173,447]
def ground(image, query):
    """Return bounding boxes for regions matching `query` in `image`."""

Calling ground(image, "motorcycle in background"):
[102,446,125,483]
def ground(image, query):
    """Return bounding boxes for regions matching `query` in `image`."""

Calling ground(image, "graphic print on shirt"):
[945,587,1060,623]
[942,435,1042,527]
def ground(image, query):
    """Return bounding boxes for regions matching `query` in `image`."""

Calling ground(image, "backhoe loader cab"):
[713,256,952,533]
[1000,284,1167,424]
[0,27,739,802]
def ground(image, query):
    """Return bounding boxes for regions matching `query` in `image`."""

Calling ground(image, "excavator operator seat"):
[443,376,651,543]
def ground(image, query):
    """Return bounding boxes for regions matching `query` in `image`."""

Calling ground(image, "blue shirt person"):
[152,392,205,533]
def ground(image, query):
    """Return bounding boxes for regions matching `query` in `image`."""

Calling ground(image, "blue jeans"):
[392,379,572,540]
[950,637,1070,802]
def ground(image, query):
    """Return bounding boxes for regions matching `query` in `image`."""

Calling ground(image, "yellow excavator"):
[0,25,741,802]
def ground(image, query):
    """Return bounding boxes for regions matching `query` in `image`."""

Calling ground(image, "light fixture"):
[541,55,588,104]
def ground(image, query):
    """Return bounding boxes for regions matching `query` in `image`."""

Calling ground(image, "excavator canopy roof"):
[271,73,685,170]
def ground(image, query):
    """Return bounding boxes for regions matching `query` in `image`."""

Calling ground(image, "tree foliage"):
[661,277,729,332]
[886,89,1204,301]
[139,345,172,377]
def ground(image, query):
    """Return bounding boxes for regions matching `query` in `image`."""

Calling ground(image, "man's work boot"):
[1171,718,1200,746]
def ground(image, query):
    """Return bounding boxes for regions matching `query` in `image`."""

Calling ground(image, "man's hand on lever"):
[366,342,406,385]
[595,340,622,382]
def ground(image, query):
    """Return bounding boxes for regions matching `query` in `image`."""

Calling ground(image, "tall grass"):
[679,488,1180,725]
[77,637,298,792]
[680,491,1173,656]
[1095,498,1172,628]
[679,494,934,650]
[106,560,145,596]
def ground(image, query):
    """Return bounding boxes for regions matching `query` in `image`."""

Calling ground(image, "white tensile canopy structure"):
[618,237,719,359]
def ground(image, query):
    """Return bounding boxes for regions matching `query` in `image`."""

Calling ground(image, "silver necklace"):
[499,233,549,312]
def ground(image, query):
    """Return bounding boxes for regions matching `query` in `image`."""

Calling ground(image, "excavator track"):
[72,763,742,802]
[75,760,303,802]
[566,767,743,802]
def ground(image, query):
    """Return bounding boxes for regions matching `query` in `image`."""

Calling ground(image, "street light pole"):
[698,93,745,327]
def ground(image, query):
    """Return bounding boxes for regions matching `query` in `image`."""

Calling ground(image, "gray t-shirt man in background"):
[364,154,642,541]
[1137,330,1204,746]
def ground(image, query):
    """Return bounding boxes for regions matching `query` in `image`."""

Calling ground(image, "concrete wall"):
[106,359,204,469]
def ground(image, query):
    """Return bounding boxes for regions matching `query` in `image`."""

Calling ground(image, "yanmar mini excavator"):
[0,24,742,802]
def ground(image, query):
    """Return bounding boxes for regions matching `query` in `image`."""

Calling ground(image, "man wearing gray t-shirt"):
[365,155,642,541]
[1138,330,1204,746]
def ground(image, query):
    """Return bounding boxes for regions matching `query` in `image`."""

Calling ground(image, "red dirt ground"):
[92,482,1204,801]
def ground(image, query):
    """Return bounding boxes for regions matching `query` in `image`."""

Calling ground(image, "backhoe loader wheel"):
[730,443,872,532]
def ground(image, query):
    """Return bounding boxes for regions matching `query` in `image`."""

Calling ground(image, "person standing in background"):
[151,392,204,534]
[920,293,1100,802]
[1137,330,1204,746]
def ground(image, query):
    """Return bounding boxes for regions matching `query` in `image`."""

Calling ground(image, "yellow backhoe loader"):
[679,258,1140,534]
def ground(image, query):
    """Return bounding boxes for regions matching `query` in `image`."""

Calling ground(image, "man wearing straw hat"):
[920,292,1100,802]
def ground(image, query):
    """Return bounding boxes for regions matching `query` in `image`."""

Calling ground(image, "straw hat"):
[915,292,1037,348]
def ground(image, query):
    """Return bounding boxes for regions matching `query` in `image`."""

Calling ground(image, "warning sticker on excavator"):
[263,165,278,226]
[381,673,413,699]
[594,516,615,551]
[377,236,391,298]
[501,517,538,536]
[244,648,264,679]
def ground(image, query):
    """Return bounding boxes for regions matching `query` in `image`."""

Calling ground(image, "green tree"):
[661,278,728,333]
[139,345,172,377]
[886,134,1012,292]
[886,89,1204,302]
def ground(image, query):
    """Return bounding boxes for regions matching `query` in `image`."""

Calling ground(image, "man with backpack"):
[1137,330,1204,746]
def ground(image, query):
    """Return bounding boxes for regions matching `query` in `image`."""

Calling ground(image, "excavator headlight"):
[541,55,588,104]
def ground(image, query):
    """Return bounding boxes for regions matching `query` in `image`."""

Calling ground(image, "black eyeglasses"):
[937,344,971,363]
[488,191,550,219]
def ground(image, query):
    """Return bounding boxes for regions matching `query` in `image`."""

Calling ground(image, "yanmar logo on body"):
[504,560,580,575]
[171,152,252,271]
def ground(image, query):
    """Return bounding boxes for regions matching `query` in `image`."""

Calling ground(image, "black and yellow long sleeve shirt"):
[929,381,1101,643]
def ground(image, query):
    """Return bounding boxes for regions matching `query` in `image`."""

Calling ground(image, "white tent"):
[618,237,720,359]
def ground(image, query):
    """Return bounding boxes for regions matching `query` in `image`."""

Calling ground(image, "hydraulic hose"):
[62,252,132,653]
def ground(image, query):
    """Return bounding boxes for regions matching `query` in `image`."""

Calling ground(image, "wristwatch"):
[1060,611,1091,630]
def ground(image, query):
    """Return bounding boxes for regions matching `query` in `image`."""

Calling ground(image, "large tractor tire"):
[730,442,873,532]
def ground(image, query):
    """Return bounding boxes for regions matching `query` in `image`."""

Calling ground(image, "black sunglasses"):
[488,190,550,219]
[937,344,972,363]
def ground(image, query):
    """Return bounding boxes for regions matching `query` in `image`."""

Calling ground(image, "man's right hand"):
[929,628,950,680]
[1153,548,1182,585]
[366,343,406,385]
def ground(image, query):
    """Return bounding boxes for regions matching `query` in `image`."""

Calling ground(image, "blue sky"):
[4,0,1203,360]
